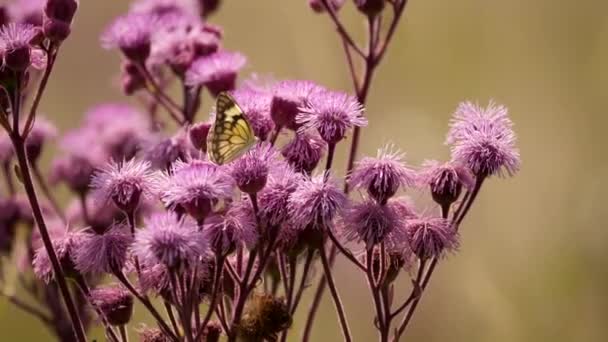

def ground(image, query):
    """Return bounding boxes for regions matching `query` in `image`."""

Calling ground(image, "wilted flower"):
[185,50,247,97]
[446,101,520,178]
[133,212,208,269]
[297,90,366,144]
[238,293,291,341]
[91,159,157,213]
[73,223,132,275]
[90,285,134,326]
[407,217,458,260]
[349,146,416,204]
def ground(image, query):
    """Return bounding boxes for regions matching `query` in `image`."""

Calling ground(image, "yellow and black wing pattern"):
[207,92,256,165]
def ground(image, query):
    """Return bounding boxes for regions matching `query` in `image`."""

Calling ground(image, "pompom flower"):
[0,23,39,71]
[281,132,326,173]
[232,88,274,140]
[91,159,157,213]
[342,199,409,249]
[419,160,474,207]
[270,80,324,130]
[101,12,157,61]
[159,160,234,221]
[142,132,194,170]
[230,144,281,194]
[349,146,416,203]
[90,285,134,326]
[446,101,520,177]
[258,165,303,227]
[185,50,247,97]
[297,90,367,144]
[407,217,458,260]
[50,154,99,194]
[73,224,133,275]
[133,212,208,269]
[204,199,258,254]
[288,173,346,231]
[32,222,82,283]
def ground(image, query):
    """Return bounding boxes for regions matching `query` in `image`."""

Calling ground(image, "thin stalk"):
[23,46,58,138]
[290,250,314,315]
[32,162,65,222]
[73,275,120,342]
[79,193,90,225]
[194,254,225,341]
[119,325,129,342]
[365,249,386,336]
[164,301,181,339]
[10,136,87,342]
[137,64,185,125]
[319,246,352,342]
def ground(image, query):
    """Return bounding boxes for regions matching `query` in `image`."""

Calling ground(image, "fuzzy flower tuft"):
[32,222,82,283]
[91,159,157,213]
[349,146,416,203]
[270,80,325,130]
[159,160,234,220]
[133,212,208,269]
[407,217,458,260]
[0,23,39,71]
[446,101,520,177]
[297,90,366,144]
[281,132,326,173]
[204,199,258,254]
[101,12,156,61]
[230,144,281,194]
[258,165,302,226]
[142,132,194,170]
[342,199,409,249]
[73,223,133,275]
[185,50,247,97]
[288,173,346,231]
[90,285,134,326]
[232,88,274,140]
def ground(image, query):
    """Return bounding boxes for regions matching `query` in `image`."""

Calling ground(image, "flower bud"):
[354,0,385,16]
[42,18,71,42]
[90,286,134,326]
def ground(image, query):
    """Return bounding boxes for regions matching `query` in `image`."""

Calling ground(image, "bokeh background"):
[1,0,607,341]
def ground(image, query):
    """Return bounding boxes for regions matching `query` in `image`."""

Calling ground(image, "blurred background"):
[1,0,607,341]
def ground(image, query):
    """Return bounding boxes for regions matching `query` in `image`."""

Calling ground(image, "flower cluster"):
[0,1,520,342]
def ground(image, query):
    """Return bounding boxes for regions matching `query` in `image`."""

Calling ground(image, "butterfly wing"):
[207,92,257,165]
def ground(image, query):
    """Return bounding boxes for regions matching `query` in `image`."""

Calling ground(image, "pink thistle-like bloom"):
[7,0,44,25]
[270,80,325,130]
[230,144,282,194]
[73,223,133,275]
[32,221,83,283]
[419,160,474,207]
[388,196,419,219]
[204,199,258,254]
[50,154,100,194]
[281,132,326,173]
[297,90,367,144]
[90,285,134,326]
[142,132,194,170]
[0,23,39,71]
[159,160,234,220]
[349,146,416,204]
[101,12,157,61]
[258,165,303,227]
[185,50,247,97]
[288,173,346,231]
[407,217,458,260]
[446,101,520,177]
[232,88,274,140]
[24,116,58,162]
[308,0,345,13]
[342,199,409,249]
[133,212,208,270]
[91,159,157,213]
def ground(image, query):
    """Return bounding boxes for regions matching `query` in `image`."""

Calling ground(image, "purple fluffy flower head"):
[288,172,346,239]
[419,160,474,208]
[298,90,366,145]
[50,154,99,194]
[270,80,324,131]
[205,199,258,254]
[446,101,520,178]
[407,217,458,260]
[232,88,274,140]
[24,116,57,163]
[343,198,409,249]
[133,212,208,270]
[32,221,82,282]
[159,160,234,221]
[258,164,302,227]
[281,132,326,174]
[349,146,416,204]
[189,121,212,152]
[185,50,247,97]
[101,12,156,61]
[73,223,132,274]
[230,143,280,194]
[90,285,134,326]
[91,159,157,213]
[42,0,78,42]
[0,23,40,71]
[143,132,194,170]
[6,0,44,25]
[308,0,345,13]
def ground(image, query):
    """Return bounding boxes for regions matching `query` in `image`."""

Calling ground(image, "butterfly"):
[207,92,257,165]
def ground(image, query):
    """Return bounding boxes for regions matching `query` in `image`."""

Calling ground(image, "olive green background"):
[1,0,607,341]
